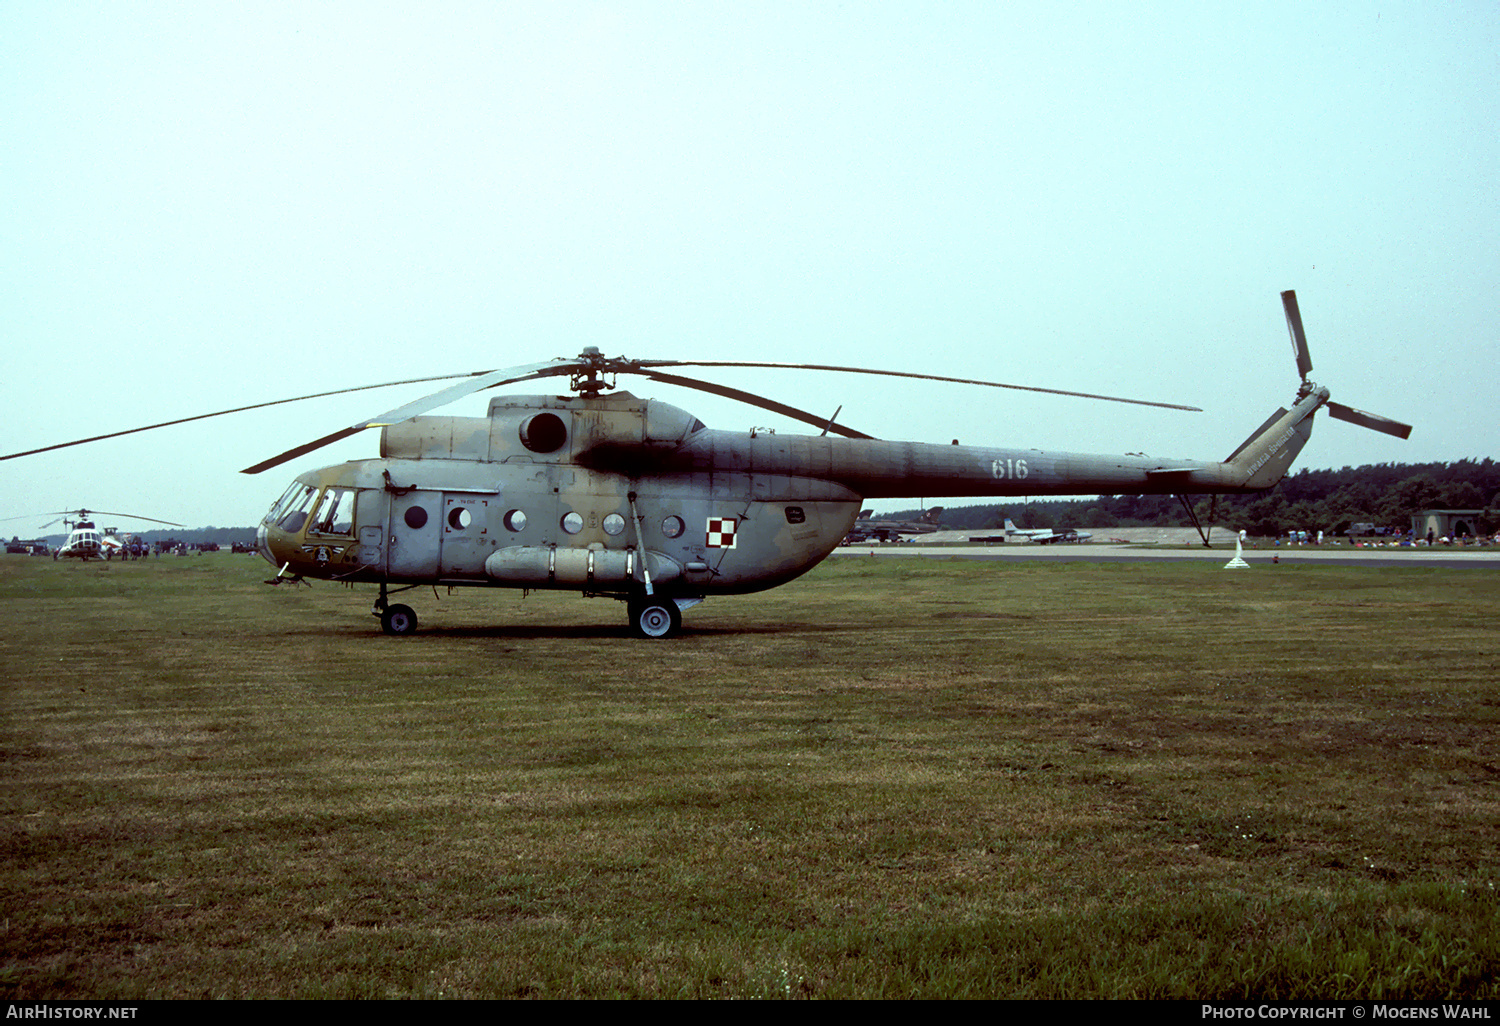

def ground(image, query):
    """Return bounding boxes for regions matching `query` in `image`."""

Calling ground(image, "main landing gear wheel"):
[629,598,682,639]
[380,603,417,636]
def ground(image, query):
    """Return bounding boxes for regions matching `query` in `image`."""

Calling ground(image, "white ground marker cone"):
[1224,536,1250,569]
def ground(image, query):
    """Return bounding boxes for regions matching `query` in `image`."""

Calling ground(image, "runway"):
[827,542,1500,570]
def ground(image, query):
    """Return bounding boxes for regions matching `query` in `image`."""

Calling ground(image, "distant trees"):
[882,458,1499,537]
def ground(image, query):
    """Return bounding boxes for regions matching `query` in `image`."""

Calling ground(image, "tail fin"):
[920,506,944,524]
[1224,386,1326,490]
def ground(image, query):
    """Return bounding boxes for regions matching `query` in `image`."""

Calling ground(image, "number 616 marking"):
[991,458,1028,480]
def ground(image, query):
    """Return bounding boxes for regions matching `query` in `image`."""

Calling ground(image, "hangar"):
[1411,509,1490,542]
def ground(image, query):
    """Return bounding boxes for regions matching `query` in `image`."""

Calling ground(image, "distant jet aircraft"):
[1003,518,1092,544]
[844,506,944,543]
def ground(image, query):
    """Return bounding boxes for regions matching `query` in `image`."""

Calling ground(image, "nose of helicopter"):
[256,522,272,566]
[256,519,294,570]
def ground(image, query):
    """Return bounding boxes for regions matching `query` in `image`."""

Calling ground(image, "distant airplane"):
[843,506,944,543]
[1003,518,1092,544]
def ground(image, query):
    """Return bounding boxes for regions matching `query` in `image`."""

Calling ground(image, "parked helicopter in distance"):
[7,509,184,561]
[2,291,1410,637]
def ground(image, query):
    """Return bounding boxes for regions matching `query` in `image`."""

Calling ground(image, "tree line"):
[885,459,1500,538]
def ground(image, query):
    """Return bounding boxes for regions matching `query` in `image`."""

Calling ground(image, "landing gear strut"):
[1177,494,1220,548]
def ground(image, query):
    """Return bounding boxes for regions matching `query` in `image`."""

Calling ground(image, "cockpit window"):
[271,485,318,533]
[309,487,356,536]
[267,482,305,518]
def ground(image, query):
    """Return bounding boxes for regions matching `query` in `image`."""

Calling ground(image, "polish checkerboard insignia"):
[705,517,737,549]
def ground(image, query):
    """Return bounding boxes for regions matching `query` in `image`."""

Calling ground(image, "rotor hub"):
[570,348,625,396]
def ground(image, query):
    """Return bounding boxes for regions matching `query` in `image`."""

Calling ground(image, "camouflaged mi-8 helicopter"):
[5,291,1409,637]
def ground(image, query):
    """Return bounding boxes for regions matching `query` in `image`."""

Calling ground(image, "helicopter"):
[2,291,1409,636]
[15,509,185,561]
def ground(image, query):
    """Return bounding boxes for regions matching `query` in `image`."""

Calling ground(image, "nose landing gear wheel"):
[380,603,417,636]
[629,599,682,639]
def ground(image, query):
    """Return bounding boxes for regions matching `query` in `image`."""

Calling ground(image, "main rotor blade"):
[630,360,1202,412]
[1282,290,1314,380]
[0,509,183,527]
[236,425,368,476]
[239,359,579,474]
[0,512,70,525]
[633,369,877,439]
[352,360,579,429]
[0,372,506,464]
[70,509,185,526]
[1327,401,1413,440]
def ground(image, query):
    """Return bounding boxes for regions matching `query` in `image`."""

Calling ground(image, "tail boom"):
[668,391,1323,501]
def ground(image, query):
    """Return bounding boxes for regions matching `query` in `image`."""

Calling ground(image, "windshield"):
[268,484,317,533]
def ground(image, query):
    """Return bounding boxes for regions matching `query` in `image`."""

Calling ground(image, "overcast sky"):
[3,2,1496,533]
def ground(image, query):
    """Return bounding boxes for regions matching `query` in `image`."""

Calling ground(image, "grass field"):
[2,552,1497,999]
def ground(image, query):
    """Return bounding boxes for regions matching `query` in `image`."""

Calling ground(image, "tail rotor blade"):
[1326,401,1413,440]
[1281,290,1314,380]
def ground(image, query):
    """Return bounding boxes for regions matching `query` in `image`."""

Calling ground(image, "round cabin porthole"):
[603,513,626,536]
[504,509,527,532]
[404,506,429,529]
[519,412,567,453]
[662,515,685,539]
[561,511,583,535]
[447,507,472,530]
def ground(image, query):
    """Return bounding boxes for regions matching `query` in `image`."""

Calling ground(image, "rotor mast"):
[570,347,622,397]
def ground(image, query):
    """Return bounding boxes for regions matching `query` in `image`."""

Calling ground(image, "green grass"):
[2,553,1497,998]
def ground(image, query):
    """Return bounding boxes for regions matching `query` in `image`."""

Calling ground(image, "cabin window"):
[561,511,583,534]
[309,487,356,536]
[447,507,472,531]
[603,513,625,536]
[661,515,684,539]
[404,506,429,529]
[504,509,527,532]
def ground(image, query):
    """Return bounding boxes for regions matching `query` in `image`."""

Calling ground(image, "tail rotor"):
[1279,290,1412,440]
